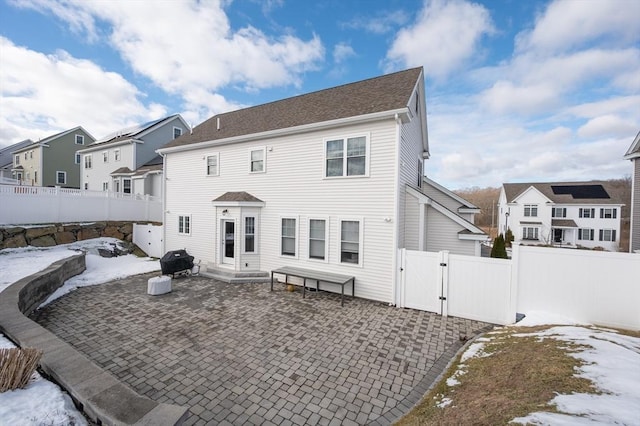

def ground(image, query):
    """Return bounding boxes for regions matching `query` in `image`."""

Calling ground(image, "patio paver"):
[31,273,492,425]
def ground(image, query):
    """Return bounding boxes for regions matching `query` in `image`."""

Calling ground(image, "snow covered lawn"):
[0,238,160,425]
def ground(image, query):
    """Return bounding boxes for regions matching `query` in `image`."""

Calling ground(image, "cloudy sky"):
[0,0,638,189]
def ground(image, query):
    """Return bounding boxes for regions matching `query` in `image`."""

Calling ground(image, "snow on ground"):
[0,238,160,425]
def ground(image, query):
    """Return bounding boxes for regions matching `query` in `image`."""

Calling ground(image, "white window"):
[123,178,131,194]
[522,227,539,240]
[178,215,191,235]
[325,135,369,178]
[599,229,616,242]
[206,153,219,176]
[340,219,363,266]
[56,171,67,185]
[34,171,37,183]
[552,207,566,218]
[114,179,120,193]
[579,208,595,218]
[102,151,109,163]
[244,216,256,253]
[600,208,617,219]
[281,217,297,257]
[25,171,30,181]
[84,155,92,169]
[523,204,538,217]
[173,127,183,139]
[75,153,81,164]
[114,149,121,161]
[24,152,28,160]
[578,228,594,241]
[249,147,266,173]
[102,182,109,191]
[29,151,33,159]
[14,155,19,165]
[308,218,328,261]
[75,134,84,145]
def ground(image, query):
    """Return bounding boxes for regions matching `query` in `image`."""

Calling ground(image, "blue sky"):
[0,0,638,189]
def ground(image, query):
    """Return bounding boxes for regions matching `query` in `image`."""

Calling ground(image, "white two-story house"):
[157,67,485,305]
[77,114,189,196]
[498,181,624,251]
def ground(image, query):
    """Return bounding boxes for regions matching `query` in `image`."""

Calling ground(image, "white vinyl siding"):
[424,208,475,256]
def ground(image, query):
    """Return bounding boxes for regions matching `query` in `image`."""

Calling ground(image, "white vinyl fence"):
[133,223,164,258]
[400,245,640,330]
[0,185,162,225]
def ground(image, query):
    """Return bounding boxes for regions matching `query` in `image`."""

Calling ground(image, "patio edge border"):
[0,253,189,426]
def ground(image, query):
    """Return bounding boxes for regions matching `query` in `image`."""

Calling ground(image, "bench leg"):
[270,271,274,291]
[303,278,306,299]
[341,283,344,307]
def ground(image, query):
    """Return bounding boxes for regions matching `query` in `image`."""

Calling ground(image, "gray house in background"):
[624,130,640,253]
[8,127,95,188]
[77,114,189,196]
[0,139,32,181]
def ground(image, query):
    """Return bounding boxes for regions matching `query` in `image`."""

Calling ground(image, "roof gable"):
[91,114,188,147]
[503,181,621,205]
[511,185,553,204]
[162,67,424,150]
[624,130,640,159]
[11,126,94,152]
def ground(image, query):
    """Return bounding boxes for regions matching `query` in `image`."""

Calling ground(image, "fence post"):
[397,248,406,308]
[509,244,520,324]
[55,186,62,222]
[439,250,450,317]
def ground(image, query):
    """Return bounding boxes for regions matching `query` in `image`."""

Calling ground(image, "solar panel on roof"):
[551,185,610,199]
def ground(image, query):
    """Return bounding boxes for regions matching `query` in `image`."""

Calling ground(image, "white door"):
[402,250,442,314]
[222,220,235,264]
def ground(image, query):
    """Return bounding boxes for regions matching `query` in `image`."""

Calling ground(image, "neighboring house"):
[624,131,640,253]
[9,127,95,188]
[78,114,189,196]
[157,67,484,305]
[0,139,32,181]
[498,181,624,251]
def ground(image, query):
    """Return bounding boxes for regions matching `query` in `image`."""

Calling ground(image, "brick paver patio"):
[32,273,492,425]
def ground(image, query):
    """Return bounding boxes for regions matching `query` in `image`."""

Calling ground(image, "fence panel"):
[401,249,442,313]
[515,245,640,330]
[447,254,514,325]
[133,223,164,258]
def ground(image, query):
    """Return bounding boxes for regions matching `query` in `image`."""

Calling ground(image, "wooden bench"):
[270,266,355,306]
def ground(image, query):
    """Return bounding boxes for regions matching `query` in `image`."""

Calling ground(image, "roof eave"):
[158,108,408,155]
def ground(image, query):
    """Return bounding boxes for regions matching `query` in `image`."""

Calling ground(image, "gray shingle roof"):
[503,181,622,205]
[90,115,182,147]
[213,192,263,203]
[551,219,578,228]
[163,67,423,149]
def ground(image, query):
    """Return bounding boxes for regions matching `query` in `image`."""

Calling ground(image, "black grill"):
[160,249,194,276]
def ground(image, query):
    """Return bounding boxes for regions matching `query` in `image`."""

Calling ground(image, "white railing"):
[0,185,162,224]
[0,177,19,185]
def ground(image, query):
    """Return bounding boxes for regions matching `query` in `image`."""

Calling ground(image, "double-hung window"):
[578,228,594,241]
[308,219,327,261]
[340,219,362,265]
[173,127,183,139]
[56,171,66,185]
[84,155,92,169]
[249,147,266,173]
[551,207,566,218]
[207,153,219,176]
[600,208,616,219]
[14,155,19,166]
[75,135,84,145]
[178,215,191,235]
[244,217,256,253]
[522,227,539,240]
[114,149,121,161]
[325,135,369,177]
[102,151,109,163]
[281,218,297,257]
[123,178,131,194]
[523,204,538,217]
[599,229,616,242]
[102,182,109,191]
[75,153,81,164]
[579,208,595,218]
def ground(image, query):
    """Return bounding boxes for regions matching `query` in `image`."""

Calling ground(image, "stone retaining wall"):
[0,254,188,425]
[0,221,160,250]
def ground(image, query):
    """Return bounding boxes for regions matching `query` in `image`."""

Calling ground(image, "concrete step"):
[200,268,271,284]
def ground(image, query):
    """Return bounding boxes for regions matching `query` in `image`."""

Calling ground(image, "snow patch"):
[514,311,586,327]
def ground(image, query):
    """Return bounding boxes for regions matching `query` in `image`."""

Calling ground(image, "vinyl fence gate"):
[398,249,516,325]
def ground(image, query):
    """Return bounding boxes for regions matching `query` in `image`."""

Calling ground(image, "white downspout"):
[391,113,402,306]
[160,152,167,255]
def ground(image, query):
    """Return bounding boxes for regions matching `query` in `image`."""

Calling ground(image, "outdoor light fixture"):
[222,209,229,215]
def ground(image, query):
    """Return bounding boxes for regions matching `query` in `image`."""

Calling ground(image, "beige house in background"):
[10,127,95,188]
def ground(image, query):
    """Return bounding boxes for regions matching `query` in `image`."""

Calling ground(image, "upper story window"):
[600,208,617,219]
[14,155,19,166]
[579,208,595,218]
[75,135,84,145]
[114,149,121,161]
[75,153,81,164]
[207,153,219,176]
[24,152,28,160]
[552,207,566,218]
[523,204,538,217]
[102,151,109,163]
[56,171,67,185]
[325,135,369,178]
[84,154,92,169]
[249,147,266,173]
[173,127,183,139]
[29,151,33,159]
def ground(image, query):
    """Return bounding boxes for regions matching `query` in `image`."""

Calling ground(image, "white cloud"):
[577,115,639,139]
[0,37,165,147]
[333,42,356,64]
[342,10,409,34]
[385,0,494,79]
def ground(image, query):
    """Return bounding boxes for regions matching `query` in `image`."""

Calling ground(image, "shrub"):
[0,347,43,392]
[491,234,508,258]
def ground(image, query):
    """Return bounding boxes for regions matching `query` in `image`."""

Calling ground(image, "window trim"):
[102,151,109,163]
[173,126,183,139]
[551,207,566,218]
[75,153,81,164]
[579,208,595,218]
[178,215,191,236]
[280,216,298,258]
[599,229,616,242]
[600,208,617,219]
[84,154,92,169]
[248,146,266,174]
[14,155,19,166]
[75,134,84,145]
[206,152,220,177]
[102,181,109,192]
[114,149,121,162]
[323,133,371,179]
[243,215,257,254]
[522,226,539,240]
[578,228,594,241]
[123,178,132,194]
[338,217,364,267]
[56,170,67,185]
[307,217,329,263]
[523,204,538,217]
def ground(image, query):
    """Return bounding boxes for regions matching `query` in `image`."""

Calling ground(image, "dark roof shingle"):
[163,67,423,149]
[503,181,622,205]
[213,192,263,203]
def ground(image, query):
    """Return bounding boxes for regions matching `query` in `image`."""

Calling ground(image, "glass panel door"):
[223,220,235,263]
